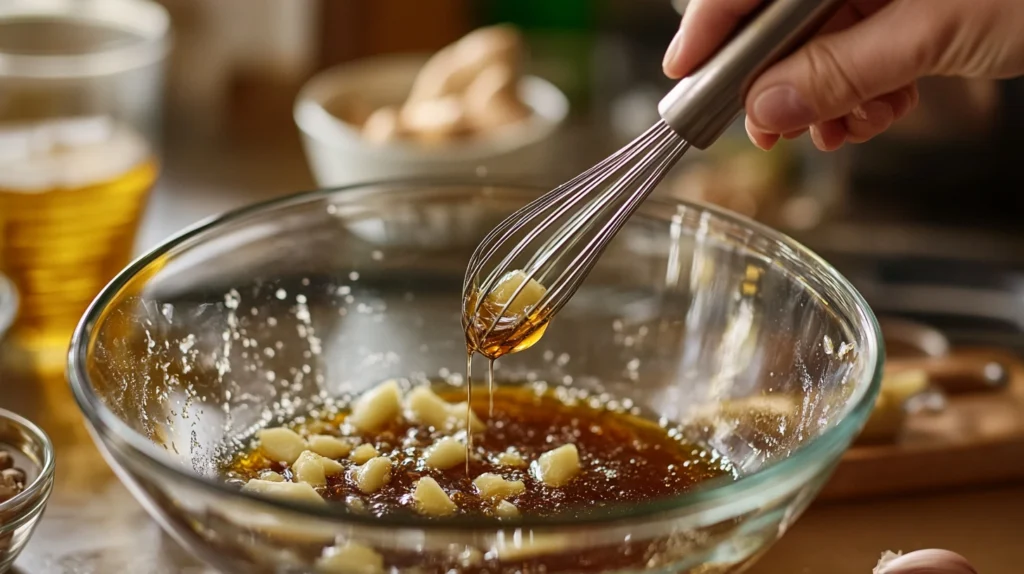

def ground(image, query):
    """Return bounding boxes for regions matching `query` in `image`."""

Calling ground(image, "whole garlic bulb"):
[874,549,978,574]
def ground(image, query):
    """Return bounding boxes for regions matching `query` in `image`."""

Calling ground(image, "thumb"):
[745,0,945,134]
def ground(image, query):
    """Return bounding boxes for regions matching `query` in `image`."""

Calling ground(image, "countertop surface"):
[1,133,1022,574]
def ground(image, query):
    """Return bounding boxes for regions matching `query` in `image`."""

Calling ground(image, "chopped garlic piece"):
[423,437,466,470]
[534,444,581,487]
[258,427,307,464]
[455,546,484,568]
[353,456,392,493]
[316,541,384,574]
[293,450,344,486]
[348,380,403,432]
[494,500,519,519]
[473,473,525,501]
[346,496,367,514]
[350,443,379,464]
[495,448,526,468]
[450,402,486,432]
[487,270,547,316]
[492,533,570,561]
[242,479,325,505]
[259,470,285,482]
[405,386,485,432]
[308,434,353,459]
[413,477,457,517]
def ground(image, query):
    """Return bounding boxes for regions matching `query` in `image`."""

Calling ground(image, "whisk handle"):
[658,0,846,150]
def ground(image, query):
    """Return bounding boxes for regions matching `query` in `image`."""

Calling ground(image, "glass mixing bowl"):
[68,181,882,574]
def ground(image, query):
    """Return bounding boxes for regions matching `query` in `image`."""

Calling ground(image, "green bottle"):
[478,0,600,112]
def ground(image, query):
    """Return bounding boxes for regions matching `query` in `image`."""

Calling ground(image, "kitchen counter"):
[2,134,1021,574]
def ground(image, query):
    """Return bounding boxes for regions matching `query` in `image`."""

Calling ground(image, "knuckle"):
[800,40,869,111]
[903,1,954,74]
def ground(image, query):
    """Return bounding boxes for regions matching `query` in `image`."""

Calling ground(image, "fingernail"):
[662,30,684,74]
[852,100,893,124]
[751,85,816,132]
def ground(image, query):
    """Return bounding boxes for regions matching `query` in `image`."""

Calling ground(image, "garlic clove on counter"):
[874,549,978,574]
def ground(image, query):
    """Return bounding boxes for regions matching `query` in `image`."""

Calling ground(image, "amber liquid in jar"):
[0,118,157,356]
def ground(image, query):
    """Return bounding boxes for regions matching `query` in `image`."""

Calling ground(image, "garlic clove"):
[495,448,527,468]
[485,270,547,318]
[405,385,484,433]
[406,25,523,104]
[399,96,469,143]
[308,434,353,459]
[348,380,403,433]
[352,456,392,494]
[259,470,285,482]
[350,443,379,465]
[423,437,466,470]
[874,549,978,574]
[258,427,307,465]
[361,107,404,144]
[533,444,581,487]
[464,63,530,131]
[293,450,344,487]
[316,541,385,574]
[473,473,525,501]
[494,499,519,519]
[241,479,325,505]
[412,476,458,517]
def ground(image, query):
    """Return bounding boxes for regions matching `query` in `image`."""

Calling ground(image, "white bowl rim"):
[293,53,570,163]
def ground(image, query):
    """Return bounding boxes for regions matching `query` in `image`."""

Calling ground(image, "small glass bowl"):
[0,408,55,573]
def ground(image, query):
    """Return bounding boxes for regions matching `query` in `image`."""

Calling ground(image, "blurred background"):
[0,2,1022,572]
[2,0,1024,371]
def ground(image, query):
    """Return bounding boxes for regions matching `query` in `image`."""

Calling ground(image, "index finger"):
[664,0,763,79]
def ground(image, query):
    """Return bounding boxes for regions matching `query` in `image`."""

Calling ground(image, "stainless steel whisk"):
[463,0,847,342]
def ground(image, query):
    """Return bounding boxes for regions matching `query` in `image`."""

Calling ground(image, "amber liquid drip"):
[487,358,495,419]
[464,352,474,474]
[462,288,552,475]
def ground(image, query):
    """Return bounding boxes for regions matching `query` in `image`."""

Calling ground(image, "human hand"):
[663,0,1024,151]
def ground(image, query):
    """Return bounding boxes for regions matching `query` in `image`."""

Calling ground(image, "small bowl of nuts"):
[294,25,570,187]
[0,409,54,573]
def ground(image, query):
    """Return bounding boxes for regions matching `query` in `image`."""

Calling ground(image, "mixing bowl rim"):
[67,178,884,530]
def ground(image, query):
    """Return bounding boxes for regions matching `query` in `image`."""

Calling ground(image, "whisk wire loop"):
[463,121,690,344]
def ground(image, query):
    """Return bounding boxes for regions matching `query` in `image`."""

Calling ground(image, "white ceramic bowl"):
[294,54,570,187]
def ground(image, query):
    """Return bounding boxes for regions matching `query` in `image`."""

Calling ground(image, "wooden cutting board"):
[820,347,1024,501]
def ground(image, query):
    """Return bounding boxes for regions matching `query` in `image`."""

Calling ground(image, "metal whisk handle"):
[658,0,847,150]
